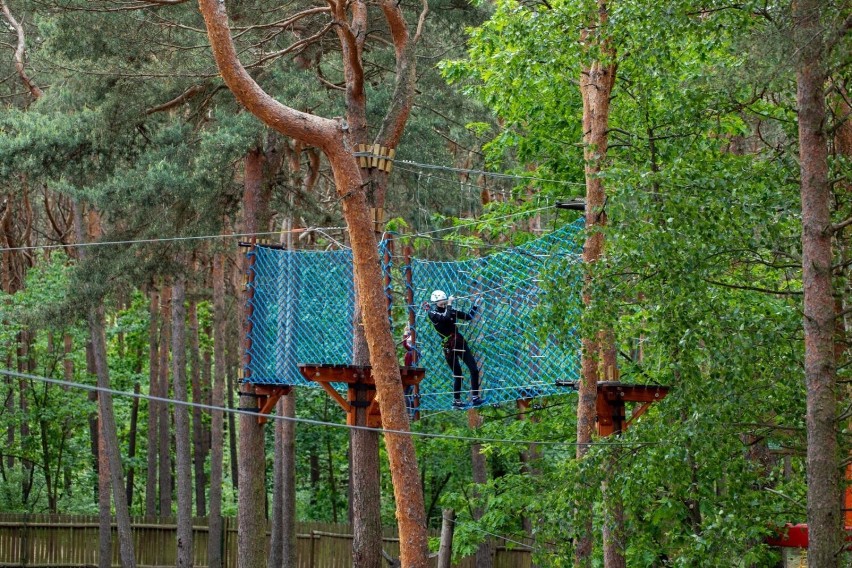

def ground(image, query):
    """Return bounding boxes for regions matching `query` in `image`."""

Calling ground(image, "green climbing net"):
[246,220,583,411]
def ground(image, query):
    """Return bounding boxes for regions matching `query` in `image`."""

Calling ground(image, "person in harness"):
[423,290,483,409]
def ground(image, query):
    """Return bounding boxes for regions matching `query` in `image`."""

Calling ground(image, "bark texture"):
[575,2,617,566]
[189,299,207,517]
[437,509,455,568]
[468,410,494,568]
[197,1,430,565]
[158,284,173,516]
[145,289,160,517]
[208,251,227,568]
[90,305,137,568]
[172,276,194,568]
[794,0,841,564]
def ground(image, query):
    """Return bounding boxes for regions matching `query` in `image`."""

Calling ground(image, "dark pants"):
[442,334,480,400]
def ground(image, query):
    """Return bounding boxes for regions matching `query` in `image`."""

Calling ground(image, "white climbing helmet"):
[430,290,448,303]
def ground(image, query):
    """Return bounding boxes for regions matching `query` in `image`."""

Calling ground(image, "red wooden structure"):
[299,364,425,428]
[595,381,670,436]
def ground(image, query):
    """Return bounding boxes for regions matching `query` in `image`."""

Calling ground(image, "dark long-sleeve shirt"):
[427,305,478,340]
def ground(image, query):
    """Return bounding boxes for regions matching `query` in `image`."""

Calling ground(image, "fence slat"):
[0,514,531,567]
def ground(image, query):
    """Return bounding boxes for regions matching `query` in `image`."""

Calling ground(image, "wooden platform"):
[299,364,425,428]
[595,381,670,436]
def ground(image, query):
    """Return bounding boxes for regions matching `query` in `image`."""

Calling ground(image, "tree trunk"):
[18,331,34,507]
[437,509,455,568]
[468,410,493,568]
[281,392,297,568]
[189,298,207,517]
[270,400,284,568]
[269,394,297,568]
[237,148,271,568]
[97,404,111,568]
[159,284,173,516]
[145,288,160,517]
[86,340,100,506]
[575,2,617,565]
[173,275,194,567]
[208,251,227,568]
[126,382,140,509]
[794,0,841,564]
[601,453,626,568]
[90,304,137,568]
[350,397,382,568]
[226,323,239,492]
[198,3,430,564]
[278,210,298,568]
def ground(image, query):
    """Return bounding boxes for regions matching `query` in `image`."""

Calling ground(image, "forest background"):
[0,0,849,567]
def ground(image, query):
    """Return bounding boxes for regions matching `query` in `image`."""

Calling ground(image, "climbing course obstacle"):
[242,219,585,412]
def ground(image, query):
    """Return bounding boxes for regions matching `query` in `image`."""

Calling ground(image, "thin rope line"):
[415,381,576,399]
[357,154,587,186]
[0,368,655,447]
[409,205,558,238]
[395,165,516,193]
[0,227,348,254]
[446,516,537,552]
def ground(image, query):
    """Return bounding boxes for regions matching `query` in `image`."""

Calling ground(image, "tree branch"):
[412,0,429,46]
[0,0,42,99]
[197,0,337,150]
[248,22,334,69]
[374,0,422,147]
[702,278,803,296]
[232,6,330,37]
[831,215,852,233]
[145,84,205,114]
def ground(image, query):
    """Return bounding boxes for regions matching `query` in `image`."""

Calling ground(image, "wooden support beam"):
[317,381,351,414]
[596,382,669,437]
[299,364,425,428]
[244,384,292,424]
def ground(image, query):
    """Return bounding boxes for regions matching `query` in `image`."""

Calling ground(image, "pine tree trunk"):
[437,509,455,568]
[208,251,227,568]
[601,452,626,568]
[469,410,493,568]
[145,288,160,517]
[90,304,137,568]
[237,148,270,568]
[576,2,617,565]
[173,276,194,567]
[279,212,298,568]
[794,0,841,563]
[158,284,173,516]
[18,331,34,506]
[97,406,111,568]
[62,333,74,497]
[189,298,207,517]
[126,382,140,509]
[86,341,100,506]
[198,4,431,563]
[269,398,284,568]
[350,300,382,568]
[281,392,297,568]
[226,322,239,492]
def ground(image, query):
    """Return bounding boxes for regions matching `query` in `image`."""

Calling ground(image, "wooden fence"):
[0,514,533,567]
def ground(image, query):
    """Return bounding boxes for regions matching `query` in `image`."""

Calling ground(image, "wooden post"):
[437,509,455,568]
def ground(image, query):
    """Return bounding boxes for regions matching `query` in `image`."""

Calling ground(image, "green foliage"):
[426,0,849,564]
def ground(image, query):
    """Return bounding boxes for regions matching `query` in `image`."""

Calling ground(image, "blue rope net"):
[245,220,584,410]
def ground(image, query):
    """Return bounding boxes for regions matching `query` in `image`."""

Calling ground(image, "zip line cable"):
[0,205,565,254]
[0,368,658,448]
[410,205,558,238]
[361,153,587,187]
[0,227,348,254]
